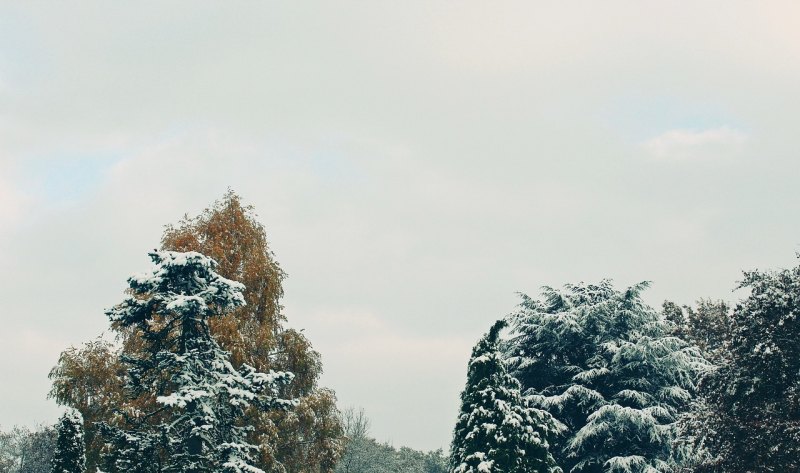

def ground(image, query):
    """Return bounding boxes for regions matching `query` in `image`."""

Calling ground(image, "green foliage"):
[99,251,296,473]
[451,320,560,473]
[50,192,345,473]
[691,263,800,472]
[508,281,708,473]
[52,410,86,473]
[161,191,345,472]
[661,300,732,363]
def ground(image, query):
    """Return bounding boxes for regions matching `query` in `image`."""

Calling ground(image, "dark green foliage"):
[692,264,800,472]
[52,410,85,473]
[99,251,296,473]
[451,320,560,473]
[661,300,732,363]
[508,281,707,473]
[97,426,160,473]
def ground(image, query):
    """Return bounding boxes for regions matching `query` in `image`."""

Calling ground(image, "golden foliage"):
[48,339,126,470]
[49,190,345,473]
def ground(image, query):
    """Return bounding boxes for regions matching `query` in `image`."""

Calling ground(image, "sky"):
[2,1,800,452]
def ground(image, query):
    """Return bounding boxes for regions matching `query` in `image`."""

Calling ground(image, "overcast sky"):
[2,1,800,452]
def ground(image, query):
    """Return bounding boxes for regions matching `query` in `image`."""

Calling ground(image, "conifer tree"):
[100,251,296,473]
[52,409,86,473]
[160,192,344,472]
[50,191,344,472]
[507,281,708,473]
[451,320,560,473]
[48,339,125,470]
[692,263,800,472]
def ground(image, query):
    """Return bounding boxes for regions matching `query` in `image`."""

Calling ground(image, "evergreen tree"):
[48,339,125,471]
[451,320,560,473]
[692,263,800,472]
[52,409,85,473]
[100,251,296,473]
[507,281,708,473]
[50,191,344,472]
[161,192,344,472]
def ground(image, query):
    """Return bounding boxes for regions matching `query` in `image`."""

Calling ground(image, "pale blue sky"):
[2,1,800,452]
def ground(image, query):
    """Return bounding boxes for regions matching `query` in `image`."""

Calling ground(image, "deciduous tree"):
[0,424,57,473]
[334,407,448,473]
[49,339,124,470]
[692,263,800,472]
[50,191,344,472]
[661,300,732,363]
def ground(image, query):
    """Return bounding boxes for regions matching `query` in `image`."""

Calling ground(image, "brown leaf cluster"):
[49,190,345,472]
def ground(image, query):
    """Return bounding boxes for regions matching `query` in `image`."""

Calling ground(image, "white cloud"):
[642,127,748,161]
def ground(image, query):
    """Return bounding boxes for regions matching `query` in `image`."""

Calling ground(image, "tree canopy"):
[50,191,344,472]
[99,250,296,473]
[52,409,86,473]
[507,281,708,473]
[690,264,800,472]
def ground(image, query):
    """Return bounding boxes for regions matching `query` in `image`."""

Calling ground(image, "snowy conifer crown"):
[107,250,247,325]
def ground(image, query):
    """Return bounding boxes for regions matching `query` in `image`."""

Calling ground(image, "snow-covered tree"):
[507,281,708,473]
[660,300,732,364]
[51,192,345,473]
[48,338,125,471]
[451,320,561,473]
[52,409,85,473]
[162,192,344,473]
[0,424,57,473]
[334,407,448,473]
[100,251,296,473]
[691,263,800,472]
[335,407,378,473]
